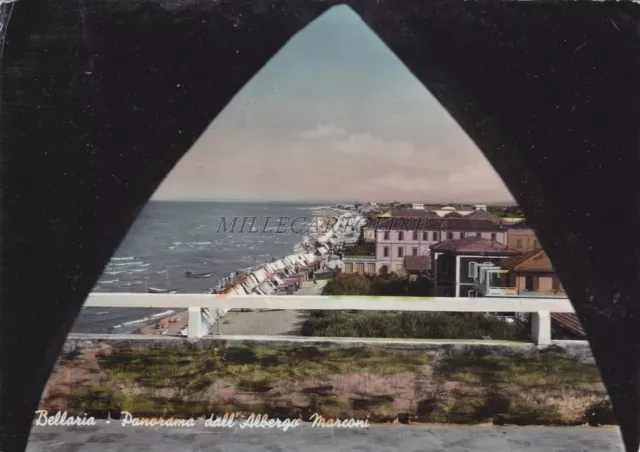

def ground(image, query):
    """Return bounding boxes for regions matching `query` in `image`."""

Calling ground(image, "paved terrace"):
[27,423,624,452]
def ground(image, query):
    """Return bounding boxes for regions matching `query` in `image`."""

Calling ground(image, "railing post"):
[188,306,207,339]
[531,311,551,345]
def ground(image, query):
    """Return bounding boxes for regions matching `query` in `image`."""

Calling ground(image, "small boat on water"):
[148,287,179,294]
[185,271,211,279]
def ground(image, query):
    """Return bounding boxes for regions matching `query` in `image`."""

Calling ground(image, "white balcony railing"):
[83,293,576,345]
[485,286,519,296]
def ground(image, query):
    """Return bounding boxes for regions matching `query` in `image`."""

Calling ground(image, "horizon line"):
[150,197,518,205]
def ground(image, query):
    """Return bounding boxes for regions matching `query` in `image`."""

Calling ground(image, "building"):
[430,237,520,297]
[498,248,565,296]
[373,217,508,275]
[506,221,540,252]
[363,210,436,242]
[374,217,508,275]
[473,248,583,339]
[411,203,425,210]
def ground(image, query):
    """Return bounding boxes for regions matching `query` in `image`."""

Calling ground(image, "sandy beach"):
[135,279,329,337]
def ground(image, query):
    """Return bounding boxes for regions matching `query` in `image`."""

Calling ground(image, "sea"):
[72,200,330,334]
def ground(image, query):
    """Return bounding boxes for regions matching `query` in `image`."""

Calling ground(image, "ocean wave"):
[98,279,119,284]
[105,271,126,275]
[112,310,177,329]
[111,256,135,261]
[188,241,212,246]
[151,310,175,318]
[112,261,148,267]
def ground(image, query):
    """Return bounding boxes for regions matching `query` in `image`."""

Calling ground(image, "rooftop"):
[430,237,521,255]
[390,209,440,218]
[404,255,432,271]
[375,217,506,232]
[466,209,500,222]
[500,248,554,272]
[551,313,586,338]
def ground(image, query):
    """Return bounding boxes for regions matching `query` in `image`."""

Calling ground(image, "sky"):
[153,5,514,204]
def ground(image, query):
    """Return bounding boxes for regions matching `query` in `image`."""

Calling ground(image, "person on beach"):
[313,273,317,284]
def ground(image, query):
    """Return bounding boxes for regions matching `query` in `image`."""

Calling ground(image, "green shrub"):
[301,312,528,341]
[323,274,371,295]
[322,273,432,297]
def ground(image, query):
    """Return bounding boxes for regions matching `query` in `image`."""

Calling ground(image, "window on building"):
[533,239,539,248]
[459,232,465,239]
[476,232,481,238]
[491,233,497,240]
[412,247,418,256]
[366,263,376,274]
[383,246,389,257]
[423,231,428,240]
[412,231,418,240]
[344,263,354,273]
[383,231,390,240]
[447,232,453,239]
[525,275,536,291]
[516,239,523,249]
[439,257,449,274]
[398,247,404,258]
[552,276,562,291]
[356,263,365,274]
[469,262,478,278]
[433,232,438,241]
[398,231,404,240]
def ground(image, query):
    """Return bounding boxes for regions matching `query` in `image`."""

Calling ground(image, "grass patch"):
[416,391,565,425]
[309,395,352,419]
[439,351,601,387]
[100,346,431,390]
[53,344,611,427]
[302,312,529,341]
[62,346,429,420]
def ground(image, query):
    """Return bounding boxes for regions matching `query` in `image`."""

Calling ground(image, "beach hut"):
[254,268,268,283]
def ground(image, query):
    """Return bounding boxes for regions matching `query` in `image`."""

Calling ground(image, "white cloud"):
[297,125,417,160]
[299,124,347,140]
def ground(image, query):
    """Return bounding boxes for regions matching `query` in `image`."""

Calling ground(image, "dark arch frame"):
[2,1,640,451]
